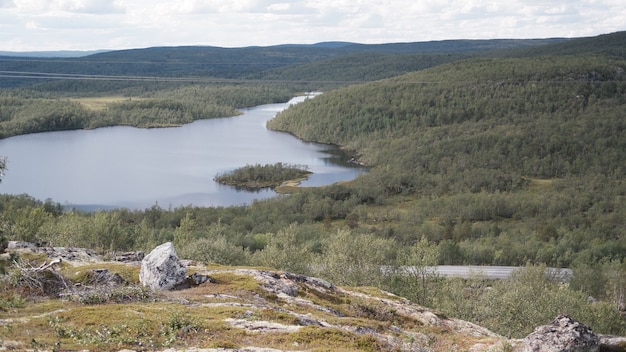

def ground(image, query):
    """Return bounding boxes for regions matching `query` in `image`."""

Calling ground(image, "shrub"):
[68,286,157,305]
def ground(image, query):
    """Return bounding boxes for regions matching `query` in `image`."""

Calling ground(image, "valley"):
[1,31,625,347]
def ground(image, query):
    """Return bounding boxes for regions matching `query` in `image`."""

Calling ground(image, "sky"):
[0,0,625,52]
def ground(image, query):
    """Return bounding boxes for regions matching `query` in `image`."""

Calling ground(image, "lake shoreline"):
[0,96,366,210]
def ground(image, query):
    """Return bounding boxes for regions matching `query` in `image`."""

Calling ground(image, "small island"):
[214,162,312,190]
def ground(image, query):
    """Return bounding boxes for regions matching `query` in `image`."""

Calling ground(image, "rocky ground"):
[1,241,625,352]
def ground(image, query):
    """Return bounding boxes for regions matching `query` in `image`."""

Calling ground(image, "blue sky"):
[1,0,625,51]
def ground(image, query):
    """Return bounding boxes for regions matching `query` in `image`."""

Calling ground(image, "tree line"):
[0,194,624,337]
[0,84,294,138]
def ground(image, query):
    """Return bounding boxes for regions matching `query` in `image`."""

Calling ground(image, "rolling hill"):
[268,32,626,267]
[0,37,566,88]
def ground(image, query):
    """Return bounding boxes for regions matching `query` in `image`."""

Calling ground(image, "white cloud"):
[0,0,624,51]
[57,0,125,14]
[10,0,124,13]
[0,0,15,8]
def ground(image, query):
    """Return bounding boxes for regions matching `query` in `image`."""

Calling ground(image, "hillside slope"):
[269,55,626,187]
[3,243,625,352]
[0,244,504,352]
[267,52,626,267]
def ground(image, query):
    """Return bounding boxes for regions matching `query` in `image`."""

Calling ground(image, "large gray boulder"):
[139,242,187,291]
[523,314,600,352]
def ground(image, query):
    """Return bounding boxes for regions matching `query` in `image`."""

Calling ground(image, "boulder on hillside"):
[522,314,600,352]
[139,242,187,291]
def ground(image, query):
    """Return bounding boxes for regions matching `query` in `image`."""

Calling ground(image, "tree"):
[386,237,440,306]
[316,229,396,287]
[0,155,9,273]
[252,224,315,275]
[0,155,6,182]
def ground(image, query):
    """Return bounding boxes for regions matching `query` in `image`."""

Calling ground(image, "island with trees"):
[214,163,312,190]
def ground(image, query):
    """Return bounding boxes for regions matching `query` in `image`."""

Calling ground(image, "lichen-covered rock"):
[523,314,600,352]
[174,272,217,290]
[139,242,187,291]
[86,268,127,286]
[113,251,145,262]
[6,241,38,251]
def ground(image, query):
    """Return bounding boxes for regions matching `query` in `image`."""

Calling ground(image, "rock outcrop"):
[139,242,187,291]
[6,241,100,263]
[3,242,625,352]
[522,314,600,352]
[112,251,145,263]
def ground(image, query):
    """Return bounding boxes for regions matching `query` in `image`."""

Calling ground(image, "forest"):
[0,84,293,137]
[1,31,625,338]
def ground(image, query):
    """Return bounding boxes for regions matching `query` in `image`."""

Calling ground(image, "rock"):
[139,242,187,291]
[599,335,626,351]
[174,272,217,290]
[522,314,600,352]
[186,272,216,286]
[88,269,127,286]
[7,241,38,251]
[113,251,145,262]
[5,241,103,263]
[40,246,100,263]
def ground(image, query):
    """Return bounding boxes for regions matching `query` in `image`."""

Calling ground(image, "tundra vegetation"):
[1,31,625,342]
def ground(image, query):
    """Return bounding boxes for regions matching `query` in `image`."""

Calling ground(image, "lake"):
[0,95,365,210]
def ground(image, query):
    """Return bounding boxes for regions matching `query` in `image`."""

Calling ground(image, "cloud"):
[0,0,15,8]
[9,0,124,14]
[267,1,312,15]
[57,0,125,14]
[0,0,624,51]
[169,0,300,15]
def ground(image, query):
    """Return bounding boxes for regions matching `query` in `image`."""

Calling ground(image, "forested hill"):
[268,52,626,267]
[0,38,563,88]
[269,55,626,186]
[268,32,626,176]
[255,31,626,84]
[494,31,626,59]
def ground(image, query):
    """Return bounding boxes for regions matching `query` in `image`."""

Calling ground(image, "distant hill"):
[1,32,623,89]
[333,38,567,54]
[498,31,626,59]
[0,37,568,88]
[0,50,108,58]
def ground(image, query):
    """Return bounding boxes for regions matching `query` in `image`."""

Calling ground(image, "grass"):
[60,262,141,285]
[292,326,385,352]
[526,177,558,192]
[69,96,143,111]
[0,259,503,351]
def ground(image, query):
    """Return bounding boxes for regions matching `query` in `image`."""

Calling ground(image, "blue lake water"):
[0,95,365,210]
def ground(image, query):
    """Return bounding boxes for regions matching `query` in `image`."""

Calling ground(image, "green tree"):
[387,237,440,306]
[252,224,316,275]
[4,206,51,243]
[173,212,197,248]
[0,155,6,182]
[84,211,128,253]
[180,236,250,266]
[315,229,396,287]
[479,265,624,337]
[0,154,8,253]
[569,262,607,299]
